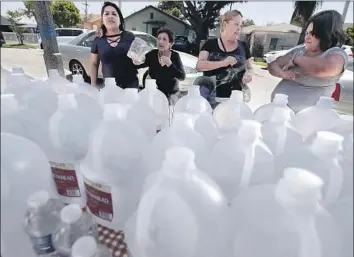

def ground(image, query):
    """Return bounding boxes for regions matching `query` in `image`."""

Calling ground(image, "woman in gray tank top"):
[268,10,348,113]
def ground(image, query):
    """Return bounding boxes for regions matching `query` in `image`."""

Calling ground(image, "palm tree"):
[290,1,323,44]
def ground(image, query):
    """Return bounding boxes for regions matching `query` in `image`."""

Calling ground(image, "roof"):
[124,5,192,29]
[241,23,302,34]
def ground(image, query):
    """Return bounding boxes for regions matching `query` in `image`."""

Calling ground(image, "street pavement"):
[1,48,281,111]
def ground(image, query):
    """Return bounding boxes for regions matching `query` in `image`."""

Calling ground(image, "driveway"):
[1,48,280,111]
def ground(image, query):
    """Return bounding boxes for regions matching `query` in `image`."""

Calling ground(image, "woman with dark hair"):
[268,10,348,113]
[133,27,186,99]
[90,1,139,89]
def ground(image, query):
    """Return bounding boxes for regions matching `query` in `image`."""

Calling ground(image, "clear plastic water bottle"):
[24,191,64,257]
[291,96,340,139]
[127,37,152,64]
[52,204,97,257]
[254,93,295,123]
[72,236,111,257]
[206,120,274,203]
[134,146,229,257]
[230,167,343,257]
[213,90,253,137]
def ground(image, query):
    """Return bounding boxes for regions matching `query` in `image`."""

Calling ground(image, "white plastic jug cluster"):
[3,67,33,102]
[80,104,148,231]
[291,96,340,139]
[1,133,56,257]
[44,69,74,95]
[254,93,295,123]
[72,74,99,100]
[72,236,111,257]
[141,112,208,175]
[98,77,125,107]
[131,146,229,257]
[174,85,213,115]
[213,90,253,136]
[230,167,343,257]
[206,120,274,202]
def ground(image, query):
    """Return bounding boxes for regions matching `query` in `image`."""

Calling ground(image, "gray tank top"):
[271,44,348,113]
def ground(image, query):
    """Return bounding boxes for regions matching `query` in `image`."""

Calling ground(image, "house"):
[211,23,302,54]
[124,5,195,40]
[81,14,101,30]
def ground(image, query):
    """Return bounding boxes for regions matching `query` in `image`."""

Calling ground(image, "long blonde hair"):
[220,10,243,33]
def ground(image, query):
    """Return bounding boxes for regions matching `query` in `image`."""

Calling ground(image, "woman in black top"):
[134,28,186,99]
[196,10,253,106]
[90,2,139,89]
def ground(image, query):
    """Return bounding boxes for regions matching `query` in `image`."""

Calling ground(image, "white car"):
[38,28,88,49]
[263,49,291,64]
[341,45,353,56]
[58,30,201,91]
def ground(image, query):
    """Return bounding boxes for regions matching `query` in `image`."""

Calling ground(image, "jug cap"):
[27,190,50,209]
[163,146,196,171]
[145,79,157,90]
[238,120,262,140]
[58,94,77,110]
[72,74,83,84]
[277,167,324,203]
[72,236,97,257]
[104,77,116,87]
[188,85,201,97]
[11,66,25,74]
[171,112,195,129]
[313,131,343,153]
[316,96,333,108]
[273,94,288,104]
[270,108,291,123]
[60,204,83,224]
[230,90,243,103]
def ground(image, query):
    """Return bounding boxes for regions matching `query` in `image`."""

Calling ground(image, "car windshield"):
[175,36,187,42]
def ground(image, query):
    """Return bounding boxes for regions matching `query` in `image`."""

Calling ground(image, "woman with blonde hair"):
[196,9,253,108]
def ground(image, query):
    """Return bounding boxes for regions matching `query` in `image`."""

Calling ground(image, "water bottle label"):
[84,177,114,222]
[50,161,81,198]
[30,234,57,256]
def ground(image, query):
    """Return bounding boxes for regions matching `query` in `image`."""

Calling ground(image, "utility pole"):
[342,1,350,22]
[82,1,89,22]
[33,1,64,77]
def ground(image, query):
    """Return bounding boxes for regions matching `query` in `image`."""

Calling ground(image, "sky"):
[1,1,353,26]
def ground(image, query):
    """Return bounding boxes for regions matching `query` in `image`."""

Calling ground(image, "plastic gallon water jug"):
[98,77,125,107]
[140,79,170,131]
[48,94,99,207]
[254,93,295,123]
[230,167,343,257]
[133,146,229,257]
[43,69,73,94]
[1,65,10,93]
[174,85,212,115]
[72,74,99,100]
[3,66,32,102]
[261,108,303,157]
[52,204,97,257]
[141,112,208,175]
[1,133,56,257]
[291,96,340,139]
[1,94,51,154]
[276,131,346,205]
[213,90,253,136]
[72,236,111,257]
[123,87,140,106]
[24,191,64,257]
[206,120,274,203]
[80,104,148,231]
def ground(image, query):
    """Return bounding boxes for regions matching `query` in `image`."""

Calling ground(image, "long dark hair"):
[100,1,125,35]
[305,10,346,51]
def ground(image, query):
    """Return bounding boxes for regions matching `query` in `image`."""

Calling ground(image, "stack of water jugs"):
[1,67,352,257]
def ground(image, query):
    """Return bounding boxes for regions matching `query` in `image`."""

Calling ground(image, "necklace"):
[106,32,122,38]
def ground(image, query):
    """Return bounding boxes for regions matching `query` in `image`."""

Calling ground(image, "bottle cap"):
[230,90,243,103]
[104,77,116,87]
[273,94,288,105]
[145,79,157,90]
[187,85,201,97]
[27,190,50,209]
[71,236,97,257]
[60,204,83,224]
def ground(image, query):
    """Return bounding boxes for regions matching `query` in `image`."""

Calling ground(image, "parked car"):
[263,49,291,64]
[38,28,88,49]
[58,30,202,91]
[0,31,6,47]
[341,44,353,56]
[332,55,353,115]
[172,35,191,54]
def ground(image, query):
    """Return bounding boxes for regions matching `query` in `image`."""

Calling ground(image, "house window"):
[132,27,136,31]
[150,13,154,19]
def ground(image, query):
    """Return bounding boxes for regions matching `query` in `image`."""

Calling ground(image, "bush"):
[251,38,264,58]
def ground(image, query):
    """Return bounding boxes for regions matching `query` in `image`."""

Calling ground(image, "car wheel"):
[69,60,90,83]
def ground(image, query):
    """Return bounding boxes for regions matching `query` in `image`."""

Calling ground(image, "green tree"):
[22,1,36,19]
[290,1,323,44]
[345,26,354,46]
[290,15,304,27]
[243,18,255,27]
[50,1,82,28]
[6,9,26,45]
[158,2,183,19]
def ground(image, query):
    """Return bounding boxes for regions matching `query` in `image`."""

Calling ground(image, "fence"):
[2,32,39,44]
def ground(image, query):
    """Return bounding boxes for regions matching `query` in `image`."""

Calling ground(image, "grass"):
[2,43,38,49]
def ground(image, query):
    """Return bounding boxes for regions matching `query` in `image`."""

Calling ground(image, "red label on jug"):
[84,177,114,222]
[50,162,81,198]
